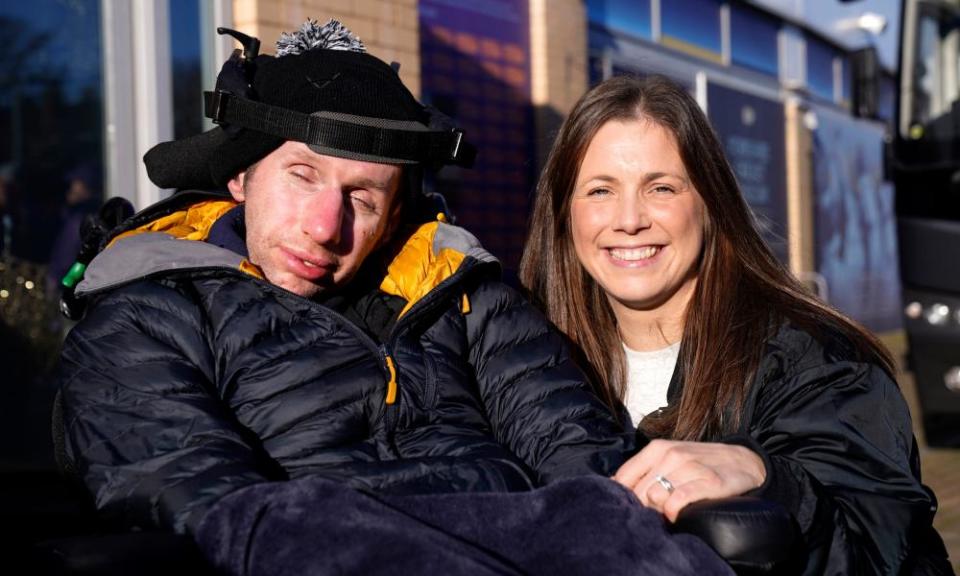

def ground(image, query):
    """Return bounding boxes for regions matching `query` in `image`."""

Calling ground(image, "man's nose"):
[614,193,649,234]
[302,188,345,245]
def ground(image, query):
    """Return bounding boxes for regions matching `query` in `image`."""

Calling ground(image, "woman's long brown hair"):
[519,75,894,440]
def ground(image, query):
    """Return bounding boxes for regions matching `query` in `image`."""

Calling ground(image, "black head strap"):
[204,90,476,167]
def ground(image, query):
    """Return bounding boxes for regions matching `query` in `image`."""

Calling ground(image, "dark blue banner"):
[706,81,789,263]
[812,105,901,332]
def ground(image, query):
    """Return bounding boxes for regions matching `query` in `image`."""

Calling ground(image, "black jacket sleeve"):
[734,332,936,575]
[58,281,274,534]
[464,280,635,482]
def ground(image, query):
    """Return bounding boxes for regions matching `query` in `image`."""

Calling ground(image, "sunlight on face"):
[570,119,705,323]
[228,141,401,298]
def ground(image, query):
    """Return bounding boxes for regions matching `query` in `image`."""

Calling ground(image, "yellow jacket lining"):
[111,200,467,316]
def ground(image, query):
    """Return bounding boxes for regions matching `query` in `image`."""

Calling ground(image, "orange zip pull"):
[384,354,398,405]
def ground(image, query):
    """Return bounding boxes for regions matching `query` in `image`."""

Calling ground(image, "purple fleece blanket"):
[196,475,733,576]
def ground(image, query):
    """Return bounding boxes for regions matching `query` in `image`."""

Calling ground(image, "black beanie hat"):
[145,20,473,191]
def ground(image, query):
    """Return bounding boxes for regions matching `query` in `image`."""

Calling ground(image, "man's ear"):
[227,171,247,202]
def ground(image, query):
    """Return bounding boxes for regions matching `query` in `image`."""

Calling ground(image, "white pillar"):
[101,0,174,209]
[100,0,136,206]
[132,0,173,209]
[201,0,236,131]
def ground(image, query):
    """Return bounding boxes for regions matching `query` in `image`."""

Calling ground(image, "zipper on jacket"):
[382,345,398,405]
[247,275,408,414]
[249,278,405,446]
[379,343,400,446]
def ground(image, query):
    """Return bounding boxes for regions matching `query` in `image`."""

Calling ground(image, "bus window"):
[904,6,960,142]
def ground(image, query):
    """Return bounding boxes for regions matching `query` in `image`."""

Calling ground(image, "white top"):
[623,341,681,426]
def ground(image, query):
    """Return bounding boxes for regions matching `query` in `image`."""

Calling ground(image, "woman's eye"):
[651,185,675,195]
[586,187,611,197]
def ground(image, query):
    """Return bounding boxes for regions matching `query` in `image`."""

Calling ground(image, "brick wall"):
[231,0,421,96]
[529,0,587,168]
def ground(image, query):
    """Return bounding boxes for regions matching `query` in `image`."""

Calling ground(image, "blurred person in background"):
[46,162,100,299]
[0,166,16,258]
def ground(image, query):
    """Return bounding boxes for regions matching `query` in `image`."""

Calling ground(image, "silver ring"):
[654,474,675,494]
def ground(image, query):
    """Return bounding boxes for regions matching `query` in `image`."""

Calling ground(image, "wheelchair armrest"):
[34,532,209,576]
[1,468,211,575]
[0,467,99,542]
[671,496,799,574]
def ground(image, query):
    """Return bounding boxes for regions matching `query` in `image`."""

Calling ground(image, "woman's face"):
[570,118,705,320]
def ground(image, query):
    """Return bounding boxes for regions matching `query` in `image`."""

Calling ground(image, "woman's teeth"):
[610,246,659,261]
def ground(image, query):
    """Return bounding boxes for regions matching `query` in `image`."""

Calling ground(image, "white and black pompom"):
[275,19,366,57]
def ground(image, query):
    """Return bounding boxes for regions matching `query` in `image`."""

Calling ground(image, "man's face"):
[228,141,402,298]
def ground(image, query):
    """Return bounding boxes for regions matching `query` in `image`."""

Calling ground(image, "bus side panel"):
[899,217,960,447]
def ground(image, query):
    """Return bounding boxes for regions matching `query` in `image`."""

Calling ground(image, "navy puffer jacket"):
[58,195,633,535]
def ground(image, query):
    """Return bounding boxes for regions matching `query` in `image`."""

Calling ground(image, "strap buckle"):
[204,90,232,124]
[449,130,463,161]
[446,129,476,167]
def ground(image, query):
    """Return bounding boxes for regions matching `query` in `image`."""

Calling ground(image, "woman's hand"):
[612,439,767,522]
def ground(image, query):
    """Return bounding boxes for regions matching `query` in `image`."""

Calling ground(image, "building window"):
[0,0,104,266]
[878,73,896,124]
[586,0,652,40]
[730,4,779,76]
[807,35,838,101]
[0,0,104,403]
[170,0,203,139]
[588,53,607,85]
[661,0,722,63]
[839,55,851,105]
